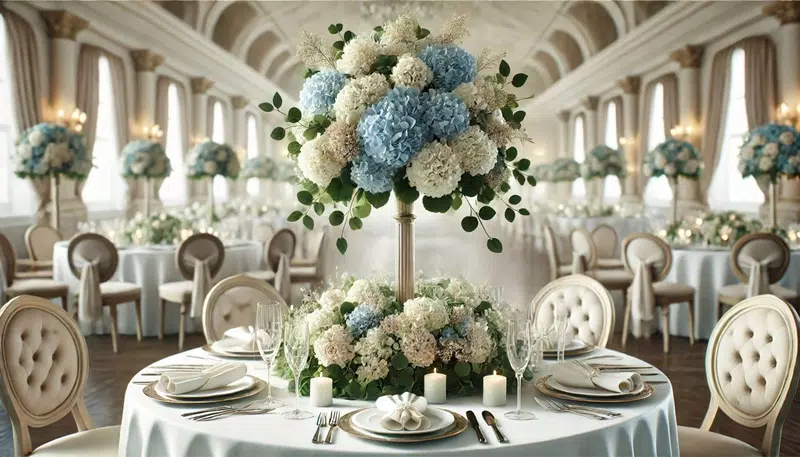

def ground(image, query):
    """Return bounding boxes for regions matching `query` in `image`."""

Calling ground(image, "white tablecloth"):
[52,240,262,337]
[664,248,800,339]
[120,348,678,457]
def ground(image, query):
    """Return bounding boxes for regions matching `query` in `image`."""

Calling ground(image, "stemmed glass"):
[528,326,545,372]
[554,302,570,364]
[255,302,284,409]
[282,318,313,420]
[505,318,536,421]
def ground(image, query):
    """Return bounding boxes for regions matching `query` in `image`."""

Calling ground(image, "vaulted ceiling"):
[155,0,672,97]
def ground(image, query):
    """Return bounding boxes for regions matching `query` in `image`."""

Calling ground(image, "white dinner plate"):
[156,376,255,400]
[351,407,454,436]
[545,376,644,398]
[543,339,585,353]
[210,338,260,355]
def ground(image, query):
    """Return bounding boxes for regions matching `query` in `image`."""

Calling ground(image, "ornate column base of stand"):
[675,178,707,219]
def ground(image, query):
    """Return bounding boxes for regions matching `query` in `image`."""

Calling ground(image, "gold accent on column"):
[130,50,165,72]
[231,96,249,110]
[669,45,704,68]
[616,76,641,94]
[394,200,415,303]
[41,10,88,40]
[581,96,599,111]
[556,110,571,123]
[191,77,215,94]
[764,1,800,25]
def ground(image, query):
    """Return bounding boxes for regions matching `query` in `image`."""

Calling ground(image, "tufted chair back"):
[542,224,561,281]
[530,275,615,347]
[24,224,62,262]
[701,294,800,457]
[730,233,790,285]
[66,233,119,283]
[0,295,94,456]
[176,233,225,280]
[591,224,618,259]
[570,228,597,268]
[621,233,672,282]
[266,229,296,272]
[0,232,16,287]
[201,274,287,344]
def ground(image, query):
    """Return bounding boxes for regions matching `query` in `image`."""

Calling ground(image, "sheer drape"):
[75,45,101,196]
[157,78,192,202]
[700,48,735,199]
[639,75,678,196]
[661,74,679,137]
[742,37,777,130]
[106,53,129,149]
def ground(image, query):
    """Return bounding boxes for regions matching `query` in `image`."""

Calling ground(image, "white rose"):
[683,159,698,174]
[16,144,32,160]
[740,146,754,160]
[664,164,677,176]
[203,161,218,175]
[780,131,795,145]
[676,149,689,161]
[758,155,774,171]
[752,134,766,146]
[790,156,800,166]
[764,142,779,158]
[216,149,227,161]
[131,162,147,175]
[654,154,667,168]
[28,130,44,147]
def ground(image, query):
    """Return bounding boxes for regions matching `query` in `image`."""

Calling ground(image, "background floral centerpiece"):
[532,164,552,182]
[186,140,241,225]
[240,155,277,180]
[580,145,626,180]
[276,274,521,399]
[658,210,777,248]
[120,140,171,179]
[13,122,90,180]
[124,212,182,245]
[548,158,580,182]
[644,138,702,223]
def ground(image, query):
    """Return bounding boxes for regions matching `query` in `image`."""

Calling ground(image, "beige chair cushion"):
[719,284,798,305]
[596,258,624,270]
[588,269,633,289]
[651,281,694,302]
[290,266,318,283]
[533,275,614,347]
[31,425,120,456]
[158,281,193,304]
[7,279,69,298]
[244,270,275,283]
[15,270,55,280]
[677,426,761,457]
[99,282,141,303]
[207,287,278,342]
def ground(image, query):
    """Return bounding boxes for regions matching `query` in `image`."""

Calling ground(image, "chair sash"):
[189,254,216,319]
[571,252,587,275]
[740,252,781,298]
[275,253,291,304]
[75,255,102,325]
[629,253,661,339]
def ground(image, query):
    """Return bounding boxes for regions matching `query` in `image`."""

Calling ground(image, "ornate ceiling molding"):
[130,50,165,72]
[231,96,249,110]
[615,76,641,94]
[763,1,800,25]
[41,10,88,40]
[581,96,599,111]
[190,77,215,94]
[669,45,704,68]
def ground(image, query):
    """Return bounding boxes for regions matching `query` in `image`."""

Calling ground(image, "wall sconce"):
[56,107,87,133]
[618,136,635,147]
[669,125,698,141]
[143,124,163,141]
[775,102,800,128]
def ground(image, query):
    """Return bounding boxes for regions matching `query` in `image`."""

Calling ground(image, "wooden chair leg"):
[661,306,670,354]
[159,299,166,341]
[134,298,143,343]
[622,290,632,348]
[686,298,696,346]
[109,304,119,354]
[178,304,186,352]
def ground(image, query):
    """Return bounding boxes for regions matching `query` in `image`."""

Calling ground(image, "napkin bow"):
[157,362,247,395]
[375,392,430,431]
[551,361,643,394]
[740,252,780,298]
[187,254,217,319]
[76,255,103,325]
[630,254,660,323]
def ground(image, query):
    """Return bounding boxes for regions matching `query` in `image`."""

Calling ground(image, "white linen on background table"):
[52,241,262,337]
[119,348,679,457]
[664,248,800,339]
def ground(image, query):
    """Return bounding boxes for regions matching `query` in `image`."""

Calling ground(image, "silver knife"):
[466,410,487,444]
[481,410,508,443]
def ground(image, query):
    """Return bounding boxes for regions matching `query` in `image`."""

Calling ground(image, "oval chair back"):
[66,233,119,283]
[542,224,561,281]
[730,233,790,286]
[570,228,597,269]
[175,233,225,281]
[591,224,618,260]
[24,224,62,262]
[621,233,672,282]
[266,228,296,272]
[0,232,16,287]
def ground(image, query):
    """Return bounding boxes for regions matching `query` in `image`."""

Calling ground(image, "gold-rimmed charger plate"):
[201,344,262,359]
[535,376,654,403]
[542,343,596,359]
[142,375,266,405]
[338,409,468,444]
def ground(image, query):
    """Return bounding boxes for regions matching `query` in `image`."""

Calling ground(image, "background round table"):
[120,348,678,457]
[663,247,800,339]
[52,240,262,337]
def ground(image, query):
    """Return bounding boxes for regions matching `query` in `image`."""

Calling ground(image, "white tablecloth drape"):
[664,248,800,339]
[120,348,679,457]
[52,240,262,337]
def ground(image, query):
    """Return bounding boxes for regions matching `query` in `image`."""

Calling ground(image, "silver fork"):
[535,398,607,420]
[312,413,327,443]
[191,406,276,421]
[324,410,340,444]
[549,398,621,417]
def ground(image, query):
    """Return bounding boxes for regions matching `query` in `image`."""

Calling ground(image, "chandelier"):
[360,1,441,22]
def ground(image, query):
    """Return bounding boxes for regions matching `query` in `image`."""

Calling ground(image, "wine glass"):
[505,319,536,421]
[554,302,570,364]
[255,302,284,408]
[282,318,313,420]
[528,326,544,373]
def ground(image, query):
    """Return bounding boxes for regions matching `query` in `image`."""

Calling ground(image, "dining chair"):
[0,295,120,456]
[621,233,695,353]
[0,232,69,311]
[530,274,615,348]
[290,228,328,290]
[16,224,62,279]
[570,228,633,309]
[717,233,797,319]
[67,233,143,353]
[251,220,274,245]
[201,274,287,344]
[542,224,571,282]
[244,228,296,283]
[678,294,799,457]
[158,233,225,351]
[591,224,625,270]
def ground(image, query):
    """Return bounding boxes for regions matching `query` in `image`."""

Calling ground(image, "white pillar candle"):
[424,369,446,404]
[310,375,333,407]
[482,371,507,407]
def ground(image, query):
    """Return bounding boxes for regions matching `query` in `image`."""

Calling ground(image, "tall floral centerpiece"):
[120,139,171,217]
[644,138,702,224]
[738,124,800,228]
[580,145,626,206]
[13,122,90,231]
[259,13,537,303]
[548,157,579,201]
[186,140,241,226]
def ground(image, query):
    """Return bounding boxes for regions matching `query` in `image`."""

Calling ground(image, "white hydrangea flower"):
[465,320,493,364]
[780,131,795,145]
[399,326,436,367]
[333,74,391,125]
[447,277,490,308]
[319,288,346,311]
[356,357,390,383]
[346,278,392,313]
[759,156,774,171]
[307,306,339,338]
[683,159,699,174]
[654,153,667,169]
[390,55,433,90]
[764,142,779,158]
[450,126,497,176]
[28,130,44,147]
[751,134,766,146]
[354,327,395,361]
[203,161,217,175]
[453,82,486,112]
[406,141,462,197]
[663,164,677,176]
[403,297,449,331]
[297,136,346,187]
[740,146,754,160]
[313,325,355,367]
[336,35,381,78]
[16,144,32,160]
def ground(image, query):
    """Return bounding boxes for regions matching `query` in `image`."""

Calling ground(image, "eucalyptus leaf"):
[513,111,526,123]
[273,93,283,109]
[460,173,483,197]
[287,211,303,222]
[500,182,511,193]
[313,202,325,216]
[304,128,318,141]
[343,30,355,42]
[352,204,371,219]
[509,194,522,205]
[365,191,390,208]
[302,215,314,230]
[349,217,363,230]
[487,238,503,253]
[288,141,302,156]
[336,237,348,254]
[505,147,518,162]
[392,353,409,370]
[478,206,496,220]
[336,23,343,32]
[394,177,419,204]
[501,107,513,122]
[527,175,537,186]
[270,127,285,141]
[451,194,462,210]
[329,210,345,226]
[422,195,453,213]
[328,24,338,34]
[511,73,528,88]
[516,158,531,171]
[505,208,515,222]
[499,59,510,77]
[461,216,479,232]
[333,40,345,51]
[519,208,531,216]
[340,301,355,315]
[286,107,302,123]
[454,362,472,377]
[296,190,313,205]
[258,102,274,112]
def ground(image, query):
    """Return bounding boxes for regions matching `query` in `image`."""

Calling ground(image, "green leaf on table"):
[349,217,363,230]
[499,59,510,77]
[460,173,483,197]
[505,147,518,162]
[394,177,419,204]
[329,210,345,226]
[287,211,303,222]
[258,102,274,112]
[286,107,302,123]
[302,215,314,230]
[365,191,390,208]
[392,353,409,370]
[296,190,313,205]
[513,111,526,123]
[516,159,530,171]
[270,127,285,140]
[340,301,355,315]
[273,93,283,109]
[313,202,325,216]
[511,73,528,88]
[478,206,496,220]
[487,238,503,253]
[527,175,537,186]
[422,195,453,213]
[519,208,530,216]
[505,208,515,222]
[509,194,522,205]
[461,216,479,232]
[454,362,472,377]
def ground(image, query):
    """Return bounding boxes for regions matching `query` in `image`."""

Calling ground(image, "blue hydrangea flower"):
[418,45,476,92]
[420,90,469,141]
[350,155,397,193]
[441,327,457,339]
[358,86,426,167]
[13,123,89,179]
[298,70,349,117]
[120,140,171,179]
[345,304,382,338]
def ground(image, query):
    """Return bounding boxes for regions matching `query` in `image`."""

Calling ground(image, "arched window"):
[603,101,622,200]
[159,83,186,205]
[210,100,228,202]
[572,115,586,199]
[643,83,671,205]
[82,55,121,209]
[246,114,259,197]
[707,48,763,210]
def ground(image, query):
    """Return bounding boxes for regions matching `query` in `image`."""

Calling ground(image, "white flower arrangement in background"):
[120,140,171,179]
[644,138,702,180]
[580,145,626,180]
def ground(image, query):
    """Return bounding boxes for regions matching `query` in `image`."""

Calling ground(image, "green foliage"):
[340,301,355,315]
[508,194,522,205]
[297,190,313,205]
[287,211,303,222]
[487,238,503,253]
[478,206,496,220]
[459,173,483,197]
[302,215,314,230]
[505,208,515,222]
[461,216,479,232]
[336,237,348,254]
[288,141,302,156]
[513,111,526,123]
[286,107,302,123]
[258,102,274,113]
[519,208,531,216]
[422,195,453,213]
[313,202,325,216]
[415,26,430,39]
[343,30,356,42]
[501,107,513,122]
[349,217,363,230]
[505,147,518,162]
[393,177,419,204]
[511,73,528,88]
[370,54,399,76]
[270,127,285,140]
[365,191,390,208]
[329,210,344,226]
[273,93,283,109]
[527,175,537,186]
[499,60,510,77]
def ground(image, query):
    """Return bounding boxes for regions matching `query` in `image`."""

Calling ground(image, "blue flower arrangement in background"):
[580,145,626,180]
[358,86,426,167]
[120,140,171,179]
[419,45,476,92]
[644,138,702,180]
[420,90,469,141]
[350,155,397,193]
[13,122,90,179]
[240,155,277,180]
[299,70,349,116]
[345,304,382,338]
[548,158,581,182]
[186,140,241,179]
[738,123,800,183]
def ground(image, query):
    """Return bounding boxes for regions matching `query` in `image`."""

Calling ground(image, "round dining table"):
[52,240,263,337]
[119,347,679,457]
[663,247,800,340]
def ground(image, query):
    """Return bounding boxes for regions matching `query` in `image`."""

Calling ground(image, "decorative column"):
[555,110,571,202]
[669,45,707,217]
[582,97,602,203]
[765,1,800,224]
[129,50,165,218]
[616,76,642,208]
[231,95,249,199]
[190,77,214,203]
[41,10,88,237]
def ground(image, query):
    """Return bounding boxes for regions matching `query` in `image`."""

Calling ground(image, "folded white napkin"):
[157,362,247,395]
[76,257,103,325]
[740,253,780,298]
[222,326,257,352]
[551,361,643,394]
[375,392,430,431]
[189,255,214,319]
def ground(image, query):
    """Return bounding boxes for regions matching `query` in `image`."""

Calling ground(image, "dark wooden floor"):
[2,332,799,456]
